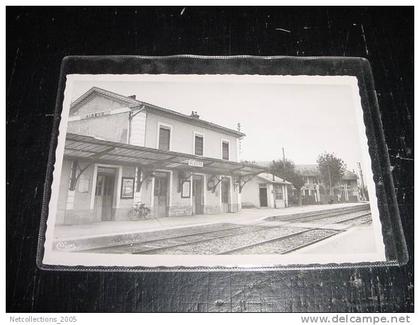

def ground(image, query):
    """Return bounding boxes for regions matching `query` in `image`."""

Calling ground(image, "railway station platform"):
[295,223,379,255]
[53,202,367,241]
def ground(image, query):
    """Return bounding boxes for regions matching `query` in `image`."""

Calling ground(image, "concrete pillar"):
[267,184,273,208]
[133,167,142,204]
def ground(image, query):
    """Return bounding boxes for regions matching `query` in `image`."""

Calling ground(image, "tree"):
[270,159,305,206]
[316,153,346,196]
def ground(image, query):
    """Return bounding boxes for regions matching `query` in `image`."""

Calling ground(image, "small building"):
[56,87,266,225]
[295,164,322,204]
[241,173,291,209]
[338,171,360,202]
[295,164,360,204]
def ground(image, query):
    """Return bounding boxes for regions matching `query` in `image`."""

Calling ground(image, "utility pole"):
[237,123,242,158]
[357,162,366,201]
[327,164,333,196]
[282,147,286,164]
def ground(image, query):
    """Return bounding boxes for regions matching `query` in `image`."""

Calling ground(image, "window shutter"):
[222,141,229,160]
[159,127,170,151]
[195,135,203,156]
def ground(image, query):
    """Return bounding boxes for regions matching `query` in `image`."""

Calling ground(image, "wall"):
[56,159,98,225]
[266,183,275,208]
[67,112,130,143]
[139,175,154,214]
[145,110,240,161]
[164,171,240,216]
[56,159,71,225]
[228,176,240,212]
[169,170,193,216]
[132,170,241,217]
[241,178,289,209]
[56,160,139,224]
[241,177,263,208]
[129,110,146,146]
[273,184,288,208]
[114,166,136,220]
[205,177,222,214]
[71,94,127,116]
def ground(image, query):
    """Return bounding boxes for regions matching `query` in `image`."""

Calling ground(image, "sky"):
[69,75,366,172]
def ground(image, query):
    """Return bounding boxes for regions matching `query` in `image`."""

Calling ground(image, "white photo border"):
[41,74,387,268]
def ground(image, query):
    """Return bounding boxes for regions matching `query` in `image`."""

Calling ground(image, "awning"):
[64,133,267,177]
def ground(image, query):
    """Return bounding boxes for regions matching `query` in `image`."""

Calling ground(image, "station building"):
[56,87,266,225]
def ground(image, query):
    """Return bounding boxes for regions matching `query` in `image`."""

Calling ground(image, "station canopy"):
[64,133,268,177]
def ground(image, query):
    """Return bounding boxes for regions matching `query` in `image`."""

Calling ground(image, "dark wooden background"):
[7,7,414,312]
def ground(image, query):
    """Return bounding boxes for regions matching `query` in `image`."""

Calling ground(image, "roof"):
[342,170,358,180]
[64,133,267,177]
[259,163,357,181]
[70,87,245,138]
[256,173,291,185]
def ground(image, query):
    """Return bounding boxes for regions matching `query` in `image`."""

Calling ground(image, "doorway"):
[154,172,169,217]
[192,175,204,215]
[259,186,268,207]
[94,167,116,221]
[221,177,231,213]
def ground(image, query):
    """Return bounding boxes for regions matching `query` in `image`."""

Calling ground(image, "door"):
[154,172,169,217]
[273,184,285,208]
[259,187,268,207]
[94,167,116,221]
[221,177,230,213]
[192,175,204,215]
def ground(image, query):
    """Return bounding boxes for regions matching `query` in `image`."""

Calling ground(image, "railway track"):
[229,212,373,255]
[130,224,275,254]
[222,212,372,255]
[337,213,372,225]
[84,223,253,253]
[275,204,370,223]
[219,228,341,255]
[266,205,369,223]
[84,205,372,255]
[300,211,372,225]
[134,226,308,255]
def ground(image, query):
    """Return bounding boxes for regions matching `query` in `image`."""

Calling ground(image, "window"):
[274,185,283,200]
[194,135,204,156]
[222,141,229,160]
[158,126,171,151]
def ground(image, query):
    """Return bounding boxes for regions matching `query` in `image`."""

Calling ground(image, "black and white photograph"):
[7,4,413,316]
[41,73,386,268]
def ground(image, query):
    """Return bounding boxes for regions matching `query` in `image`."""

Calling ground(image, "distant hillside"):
[255,161,271,167]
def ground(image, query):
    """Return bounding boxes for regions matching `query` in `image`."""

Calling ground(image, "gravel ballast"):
[140,226,308,255]
[230,229,340,255]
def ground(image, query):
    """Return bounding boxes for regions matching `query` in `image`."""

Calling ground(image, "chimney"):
[128,95,136,100]
[190,111,200,119]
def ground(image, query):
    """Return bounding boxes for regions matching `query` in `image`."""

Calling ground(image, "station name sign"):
[188,159,203,167]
